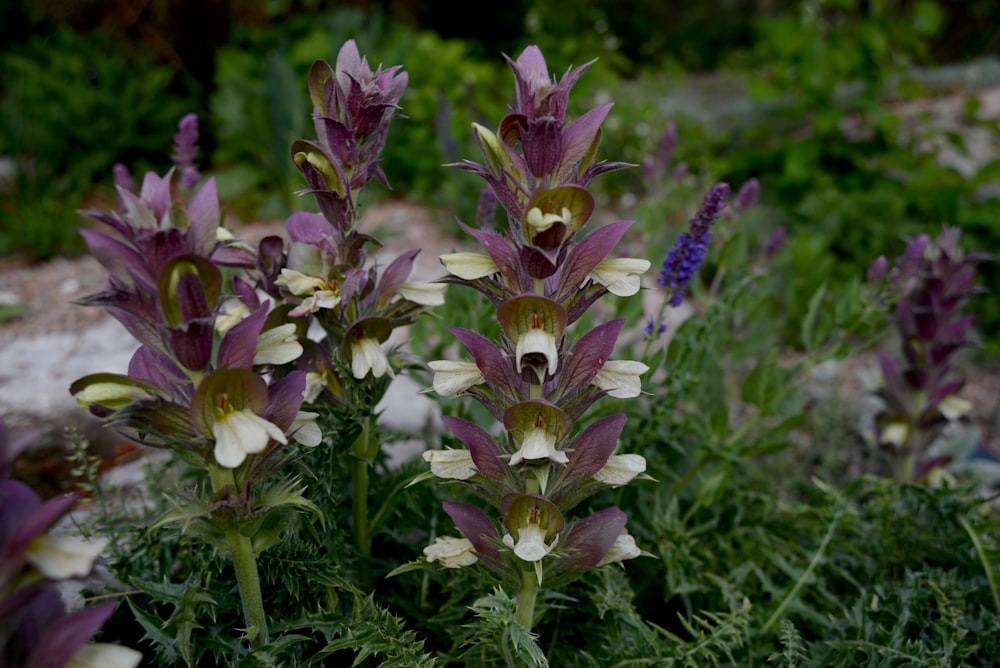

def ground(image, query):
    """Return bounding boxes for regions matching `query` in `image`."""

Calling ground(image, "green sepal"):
[497,294,567,343]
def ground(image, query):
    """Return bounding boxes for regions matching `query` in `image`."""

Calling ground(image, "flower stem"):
[226,525,269,646]
[209,466,269,647]
[352,413,377,587]
[515,568,539,631]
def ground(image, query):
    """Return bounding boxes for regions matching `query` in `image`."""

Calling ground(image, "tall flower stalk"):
[70,121,319,647]
[869,228,988,483]
[252,41,442,585]
[408,46,653,632]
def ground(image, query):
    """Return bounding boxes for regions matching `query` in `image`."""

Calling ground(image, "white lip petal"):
[422,449,477,479]
[593,360,649,398]
[68,643,143,668]
[213,408,287,468]
[423,536,478,568]
[291,411,322,447]
[506,524,553,562]
[351,337,393,379]
[940,395,972,420]
[254,324,304,365]
[428,360,485,396]
[440,252,499,280]
[593,454,646,486]
[26,534,110,580]
[276,269,326,296]
[510,426,568,466]
[596,530,641,566]
[399,281,447,306]
[516,328,559,378]
[588,258,651,297]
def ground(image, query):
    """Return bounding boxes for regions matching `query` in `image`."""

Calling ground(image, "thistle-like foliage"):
[0,420,142,668]
[870,227,989,481]
[415,46,650,619]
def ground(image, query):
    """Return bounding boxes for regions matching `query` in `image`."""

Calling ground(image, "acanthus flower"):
[423,536,478,568]
[593,360,649,399]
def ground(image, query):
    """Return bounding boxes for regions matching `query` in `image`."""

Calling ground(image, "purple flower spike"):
[734,177,759,210]
[172,113,201,191]
[658,182,730,306]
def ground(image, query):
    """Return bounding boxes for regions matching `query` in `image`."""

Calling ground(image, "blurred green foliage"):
[0,28,194,258]
[0,0,997,350]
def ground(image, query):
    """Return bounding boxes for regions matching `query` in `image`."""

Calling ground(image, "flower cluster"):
[255,40,441,411]
[1,420,141,668]
[869,227,988,481]
[70,167,314,471]
[69,119,322,645]
[415,46,650,621]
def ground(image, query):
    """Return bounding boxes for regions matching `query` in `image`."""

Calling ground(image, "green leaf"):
[741,347,781,415]
[800,282,828,353]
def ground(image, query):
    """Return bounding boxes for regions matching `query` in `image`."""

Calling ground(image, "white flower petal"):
[593,454,646,486]
[428,360,485,396]
[289,290,341,317]
[399,281,447,306]
[422,449,477,479]
[254,324,304,365]
[74,382,152,410]
[516,328,559,378]
[525,206,571,233]
[275,269,326,296]
[351,337,394,379]
[423,536,478,568]
[212,408,287,468]
[214,299,250,335]
[940,395,972,421]
[596,530,641,567]
[303,372,326,403]
[510,426,567,466]
[68,643,143,668]
[588,258,651,296]
[593,360,649,398]
[507,524,554,562]
[440,252,499,280]
[291,411,322,447]
[880,421,910,448]
[26,534,109,580]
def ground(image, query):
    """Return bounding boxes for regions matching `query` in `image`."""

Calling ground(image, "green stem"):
[352,414,377,587]
[897,449,917,485]
[226,525,269,646]
[209,467,268,647]
[515,568,539,631]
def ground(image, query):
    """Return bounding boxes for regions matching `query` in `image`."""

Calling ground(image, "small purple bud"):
[644,316,667,337]
[764,226,786,260]
[112,163,134,192]
[867,255,889,283]
[735,177,759,210]
[657,122,677,172]
[475,186,498,228]
[172,113,201,191]
[671,161,688,181]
